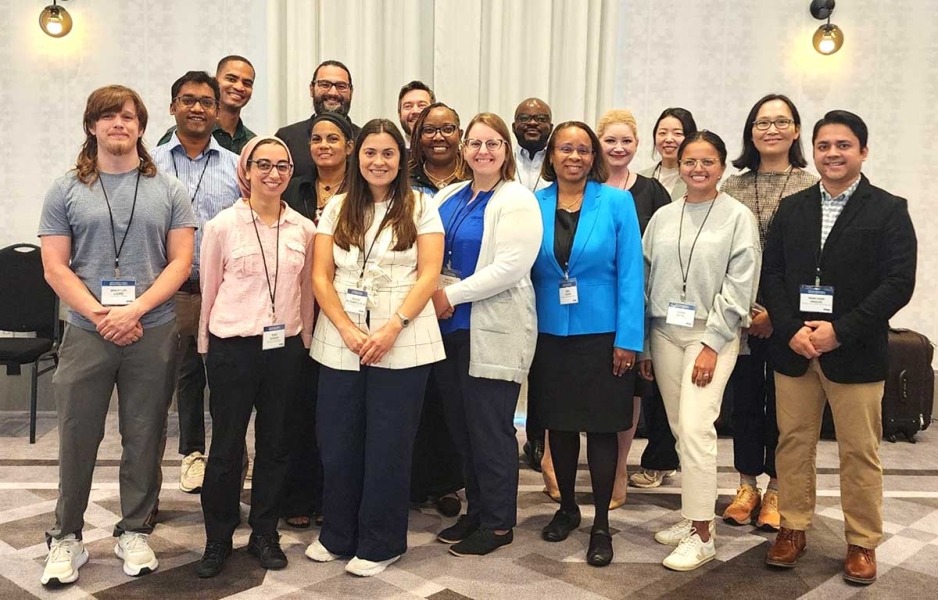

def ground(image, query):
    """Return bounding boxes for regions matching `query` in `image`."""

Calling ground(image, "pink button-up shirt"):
[198,200,316,353]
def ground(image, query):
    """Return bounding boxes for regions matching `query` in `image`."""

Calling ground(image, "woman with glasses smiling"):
[409,103,467,195]
[638,131,760,571]
[528,121,644,567]
[719,95,818,532]
[196,136,315,577]
[430,113,541,557]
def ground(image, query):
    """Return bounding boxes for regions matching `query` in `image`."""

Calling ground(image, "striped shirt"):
[152,135,241,279]
[819,176,861,249]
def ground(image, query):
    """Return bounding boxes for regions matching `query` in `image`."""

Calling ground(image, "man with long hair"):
[37,85,196,586]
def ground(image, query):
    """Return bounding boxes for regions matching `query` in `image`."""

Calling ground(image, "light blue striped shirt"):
[819,176,861,249]
[152,135,240,278]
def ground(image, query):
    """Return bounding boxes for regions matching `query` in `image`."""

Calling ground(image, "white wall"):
[0,0,934,344]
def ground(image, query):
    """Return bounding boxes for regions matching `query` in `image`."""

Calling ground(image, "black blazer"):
[275,115,360,181]
[761,174,916,383]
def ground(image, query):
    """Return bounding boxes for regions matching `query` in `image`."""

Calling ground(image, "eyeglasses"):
[516,114,550,124]
[420,124,458,138]
[248,159,293,174]
[753,118,794,131]
[173,96,217,109]
[464,138,507,152]
[679,158,720,169]
[556,144,593,156]
[312,79,351,93]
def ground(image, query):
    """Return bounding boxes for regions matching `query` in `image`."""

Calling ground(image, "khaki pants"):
[774,359,884,548]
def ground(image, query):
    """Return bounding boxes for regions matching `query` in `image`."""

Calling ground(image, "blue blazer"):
[531,180,644,351]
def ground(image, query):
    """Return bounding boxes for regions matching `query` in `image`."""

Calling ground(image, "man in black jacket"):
[762,110,916,585]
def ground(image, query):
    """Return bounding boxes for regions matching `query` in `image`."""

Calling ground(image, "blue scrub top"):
[438,184,492,334]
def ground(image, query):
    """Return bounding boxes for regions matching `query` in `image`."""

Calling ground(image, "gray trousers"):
[47,320,177,541]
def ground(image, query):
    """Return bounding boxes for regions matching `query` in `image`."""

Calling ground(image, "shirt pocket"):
[230,244,263,277]
[283,240,307,275]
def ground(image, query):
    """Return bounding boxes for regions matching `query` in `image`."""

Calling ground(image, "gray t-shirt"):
[38,169,197,331]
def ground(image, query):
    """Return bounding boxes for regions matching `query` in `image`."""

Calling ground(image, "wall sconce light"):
[39,1,73,38]
[810,0,844,55]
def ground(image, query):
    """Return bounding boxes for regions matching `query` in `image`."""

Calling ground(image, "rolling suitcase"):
[882,328,934,443]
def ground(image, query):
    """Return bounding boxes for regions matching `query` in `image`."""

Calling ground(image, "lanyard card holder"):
[666,300,696,327]
[262,324,286,350]
[101,278,136,306]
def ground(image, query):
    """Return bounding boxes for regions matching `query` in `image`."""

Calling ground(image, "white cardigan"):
[434,179,542,382]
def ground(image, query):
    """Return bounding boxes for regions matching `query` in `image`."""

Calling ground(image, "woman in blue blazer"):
[529,121,644,567]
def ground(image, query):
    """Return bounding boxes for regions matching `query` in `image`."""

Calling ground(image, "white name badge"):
[559,278,579,305]
[101,279,136,306]
[344,288,369,315]
[262,324,286,350]
[439,268,462,289]
[666,301,697,327]
[800,285,834,314]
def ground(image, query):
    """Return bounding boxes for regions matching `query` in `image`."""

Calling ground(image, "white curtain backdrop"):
[267,0,617,129]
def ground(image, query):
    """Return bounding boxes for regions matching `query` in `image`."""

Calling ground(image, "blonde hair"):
[596,109,639,142]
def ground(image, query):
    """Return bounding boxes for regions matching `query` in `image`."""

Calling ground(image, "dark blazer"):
[761,174,916,383]
[276,115,360,181]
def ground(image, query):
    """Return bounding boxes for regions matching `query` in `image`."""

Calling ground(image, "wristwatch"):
[396,311,411,328]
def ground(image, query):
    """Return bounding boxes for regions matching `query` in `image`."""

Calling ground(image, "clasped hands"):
[93,304,144,346]
[339,319,403,366]
[789,320,840,359]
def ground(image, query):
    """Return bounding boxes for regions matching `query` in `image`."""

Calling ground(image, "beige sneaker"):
[723,484,761,525]
[628,468,677,489]
[756,489,780,530]
[180,451,207,493]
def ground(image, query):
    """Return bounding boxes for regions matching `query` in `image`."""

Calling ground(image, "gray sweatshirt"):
[642,192,761,352]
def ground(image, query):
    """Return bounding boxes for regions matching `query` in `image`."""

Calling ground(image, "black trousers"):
[317,363,429,561]
[436,330,521,530]
[280,355,323,517]
[639,381,680,471]
[729,335,778,478]
[201,334,304,542]
[410,371,464,502]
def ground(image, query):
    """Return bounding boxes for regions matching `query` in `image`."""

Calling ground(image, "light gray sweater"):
[642,192,761,352]
[434,180,543,383]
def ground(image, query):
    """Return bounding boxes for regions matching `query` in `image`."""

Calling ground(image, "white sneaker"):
[345,554,400,577]
[305,539,342,562]
[115,532,159,576]
[662,530,716,571]
[180,451,207,493]
[654,518,716,546]
[40,535,88,586]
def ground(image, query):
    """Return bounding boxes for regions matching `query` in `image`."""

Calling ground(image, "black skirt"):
[528,332,635,433]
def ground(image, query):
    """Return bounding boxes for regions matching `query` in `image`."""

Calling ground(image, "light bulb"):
[812,23,844,55]
[39,4,73,38]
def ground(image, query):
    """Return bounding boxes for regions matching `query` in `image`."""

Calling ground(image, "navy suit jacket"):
[531,180,644,351]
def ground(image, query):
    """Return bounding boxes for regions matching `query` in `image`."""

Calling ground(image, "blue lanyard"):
[443,193,487,265]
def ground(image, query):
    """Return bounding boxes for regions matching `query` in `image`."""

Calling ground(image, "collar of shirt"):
[166,132,223,160]
[820,175,861,205]
[515,146,546,165]
[236,199,303,227]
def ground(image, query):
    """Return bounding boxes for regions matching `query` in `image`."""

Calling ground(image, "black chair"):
[0,243,60,443]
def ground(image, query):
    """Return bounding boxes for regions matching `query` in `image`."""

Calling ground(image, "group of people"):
[36,56,916,589]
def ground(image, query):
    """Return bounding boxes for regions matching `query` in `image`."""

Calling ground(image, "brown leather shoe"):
[843,545,876,584]
[765,527,806,568]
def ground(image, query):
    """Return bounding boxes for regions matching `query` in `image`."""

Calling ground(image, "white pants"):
[650,320,739,521]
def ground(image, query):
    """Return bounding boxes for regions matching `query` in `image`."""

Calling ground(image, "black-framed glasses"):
[516,114,550,124]
[420,124,458,138]
[248,159,293,174]
[753,118,794,131]
[173,96,218,109]
[464,138,507,152]
[556,144,593,156]
[312,79,351,93]
[679,158,719,169]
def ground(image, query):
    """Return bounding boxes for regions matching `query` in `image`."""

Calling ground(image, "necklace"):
[610,167,632,190]
[316,178,341,207]
[424,164,458,190]
[557,191,584,212]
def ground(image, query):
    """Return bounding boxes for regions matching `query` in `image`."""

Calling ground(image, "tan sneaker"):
[180,451,207,493]
[756,489,780,530]
[628,469,677,489]
[722,484,761,525]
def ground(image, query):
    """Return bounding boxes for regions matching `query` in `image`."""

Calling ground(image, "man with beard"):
[397,80,434,148]
[152,71,240,495]
[159,56,257,154]
[38,85,196,586]
[512,98,553,192]
[276,59,360,180]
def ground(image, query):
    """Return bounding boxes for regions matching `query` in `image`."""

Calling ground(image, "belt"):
[178,279,201,294]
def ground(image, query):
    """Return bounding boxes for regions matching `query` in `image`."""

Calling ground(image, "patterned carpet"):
[0,412,936,599]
